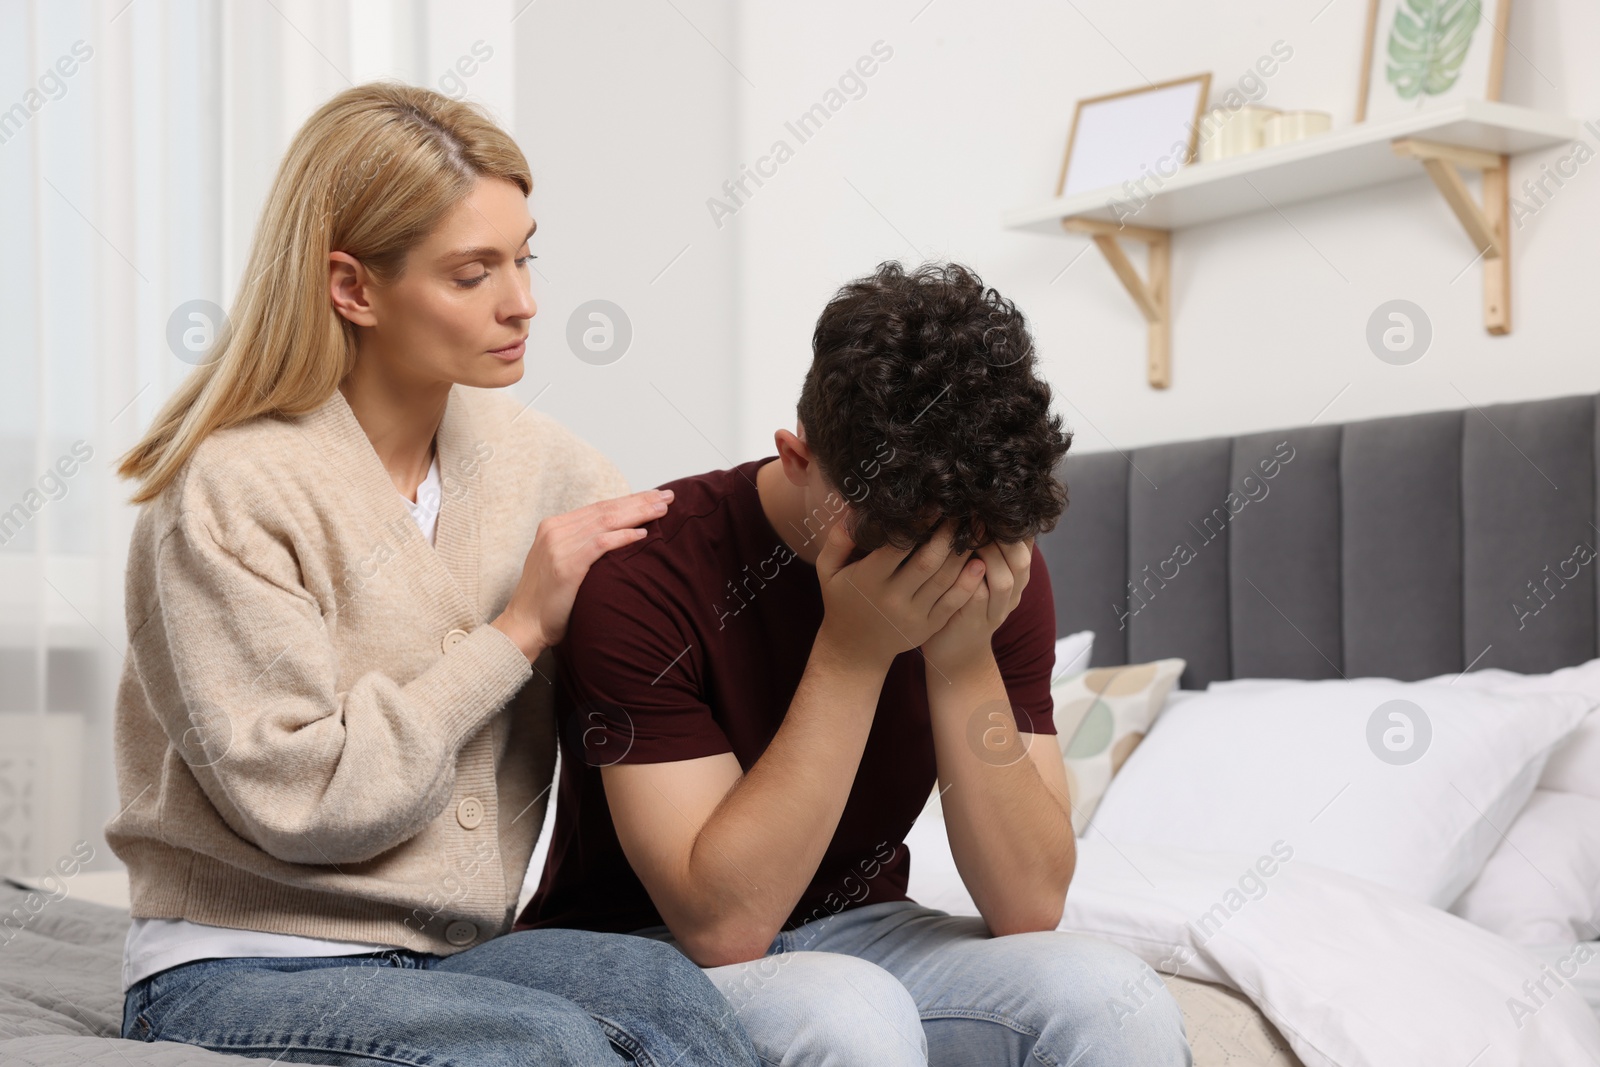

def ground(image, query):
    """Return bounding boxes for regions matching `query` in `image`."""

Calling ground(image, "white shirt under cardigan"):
[122,453,444,992]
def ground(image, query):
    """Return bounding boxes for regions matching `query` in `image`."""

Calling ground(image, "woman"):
[105,82,757,1067]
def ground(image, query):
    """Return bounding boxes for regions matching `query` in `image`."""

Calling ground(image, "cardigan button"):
[442,628,469,652]
[444,920,478,946]
[456,796,484,830]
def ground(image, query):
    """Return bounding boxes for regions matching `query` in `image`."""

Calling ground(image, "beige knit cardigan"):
[105,384,629,955]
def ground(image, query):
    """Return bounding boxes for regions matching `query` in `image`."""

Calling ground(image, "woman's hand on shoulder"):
[490,488,674,661]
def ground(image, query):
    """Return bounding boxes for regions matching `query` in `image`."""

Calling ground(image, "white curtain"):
[0,0,519,880]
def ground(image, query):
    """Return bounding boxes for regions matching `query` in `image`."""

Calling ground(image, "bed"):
[0,877,242,1065]
[6,390,1600,1065]
[978,387,1600,1066]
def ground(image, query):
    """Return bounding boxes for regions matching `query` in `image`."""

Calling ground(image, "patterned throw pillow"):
[1052,658,1186,835]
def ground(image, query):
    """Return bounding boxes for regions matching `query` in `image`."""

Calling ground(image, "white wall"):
[513,0,740,491]
[726,1,1600,461]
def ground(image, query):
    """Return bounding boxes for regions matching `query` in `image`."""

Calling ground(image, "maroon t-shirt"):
[514,456,1057,936]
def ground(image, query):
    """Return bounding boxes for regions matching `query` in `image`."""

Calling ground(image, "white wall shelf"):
[1003,101,1584,388]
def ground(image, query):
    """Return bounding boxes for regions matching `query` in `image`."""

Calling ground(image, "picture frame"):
[1054,74,1212,199]
[1355,0,1510,123]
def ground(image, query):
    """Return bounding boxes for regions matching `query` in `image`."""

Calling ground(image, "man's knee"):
[1023,934,1189,1063]
[711,951,926,1067]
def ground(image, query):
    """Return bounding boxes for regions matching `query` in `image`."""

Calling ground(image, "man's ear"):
[774,426,812,487]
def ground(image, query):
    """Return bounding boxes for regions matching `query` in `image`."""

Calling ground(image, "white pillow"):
[1422,657,1600,706]
[1209,665,1600,940]
[1451,788,1600,945]
[1052,630,1094,681]
[926,664,1600,943]
[1422,658,1600,800]
[1214,667,1600,800]
[1091,678,1590,906]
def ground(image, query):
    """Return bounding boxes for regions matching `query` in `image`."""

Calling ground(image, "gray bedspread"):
[0,881,247,1065]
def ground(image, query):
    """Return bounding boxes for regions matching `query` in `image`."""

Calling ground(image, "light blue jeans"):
[633,899,1192,1067]
[119,927,759,1066]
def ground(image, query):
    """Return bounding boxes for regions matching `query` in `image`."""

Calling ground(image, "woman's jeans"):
[120,927,758,1067]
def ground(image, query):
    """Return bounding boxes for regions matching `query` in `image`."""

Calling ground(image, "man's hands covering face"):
[814,517,1032,673]
[917,535,1033,672]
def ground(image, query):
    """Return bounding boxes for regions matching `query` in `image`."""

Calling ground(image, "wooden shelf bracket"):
[1391,137,1511,334]
[1062,217,1173,388]
[1011,105,1577,379]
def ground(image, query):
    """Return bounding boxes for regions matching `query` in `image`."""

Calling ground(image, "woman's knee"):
[498,926,709,986]
[713,951,926,1067]
[439,929,756,1065]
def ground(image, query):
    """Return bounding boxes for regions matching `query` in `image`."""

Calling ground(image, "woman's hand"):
[491,488,674,661]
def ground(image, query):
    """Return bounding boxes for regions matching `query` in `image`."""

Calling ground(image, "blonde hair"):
[118,81,531,503]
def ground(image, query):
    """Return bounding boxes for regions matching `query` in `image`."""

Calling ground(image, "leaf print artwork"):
[1385,0,1482,105]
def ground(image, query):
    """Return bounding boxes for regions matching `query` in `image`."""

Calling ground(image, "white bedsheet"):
[1525,942,1600,1025]
[903,813,1600,1067]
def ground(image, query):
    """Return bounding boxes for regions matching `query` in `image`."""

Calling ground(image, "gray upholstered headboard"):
[1038,391,1600,689]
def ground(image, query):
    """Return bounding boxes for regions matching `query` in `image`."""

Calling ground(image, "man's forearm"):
[927,649,1076,935]
[674,631,888,962]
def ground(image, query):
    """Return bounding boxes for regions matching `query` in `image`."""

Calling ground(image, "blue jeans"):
[120,927,759,1066]
[633,900,1192,1067]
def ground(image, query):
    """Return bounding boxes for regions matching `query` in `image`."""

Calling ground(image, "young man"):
[517,262,1190,1065]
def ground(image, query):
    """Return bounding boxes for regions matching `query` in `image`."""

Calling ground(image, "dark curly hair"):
[795,260,1072,555]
